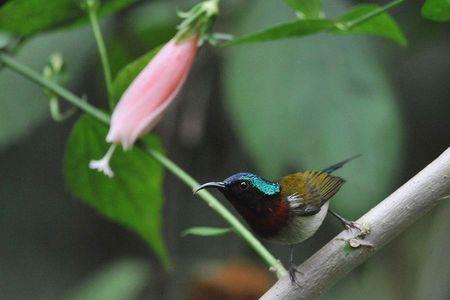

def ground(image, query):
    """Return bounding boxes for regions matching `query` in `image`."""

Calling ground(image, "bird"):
[193,155,361,283]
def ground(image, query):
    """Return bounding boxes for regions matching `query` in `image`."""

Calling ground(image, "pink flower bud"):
[107,36,198,150]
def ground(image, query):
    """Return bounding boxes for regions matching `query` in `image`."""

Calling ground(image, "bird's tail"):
[322,154,362,174]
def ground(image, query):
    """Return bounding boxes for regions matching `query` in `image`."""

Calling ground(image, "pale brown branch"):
[262,148,450,300]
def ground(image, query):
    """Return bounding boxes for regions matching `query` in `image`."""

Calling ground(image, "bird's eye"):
[239,181,249,190]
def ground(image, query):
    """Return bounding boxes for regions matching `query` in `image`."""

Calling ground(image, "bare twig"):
[261,148,450,300]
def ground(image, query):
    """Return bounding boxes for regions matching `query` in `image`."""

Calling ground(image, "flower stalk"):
[84,0,114,106]
[0,52,110,123]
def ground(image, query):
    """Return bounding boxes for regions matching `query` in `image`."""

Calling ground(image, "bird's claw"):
[342,220,361,231]
[288,266,303,287]
[342,220,371,238]
[337,220,373,254]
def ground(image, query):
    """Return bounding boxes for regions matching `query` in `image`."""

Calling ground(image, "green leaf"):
[181,227,233,237]
[0,0,136,37]
[335,4,407,46]
[64,115,169,266]
[64,259,149,300]
[422,0,450,22]
[227,19,334,46]
[111,47,161,107]
[224,0,402,217]
[228,3,406,46]
[284,0,323,19]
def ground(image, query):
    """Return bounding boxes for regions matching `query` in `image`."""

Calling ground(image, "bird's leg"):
[288,245,302,285]
[328,209,361,231]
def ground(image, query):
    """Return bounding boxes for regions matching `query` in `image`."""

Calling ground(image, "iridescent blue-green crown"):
[224,172,280,195]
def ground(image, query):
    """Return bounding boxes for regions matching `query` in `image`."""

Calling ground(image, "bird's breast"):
[228,194,329,244]
[229,195,290,239]
[267,202,329,245]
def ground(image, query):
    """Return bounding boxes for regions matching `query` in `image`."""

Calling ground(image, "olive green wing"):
[279,171,345,216]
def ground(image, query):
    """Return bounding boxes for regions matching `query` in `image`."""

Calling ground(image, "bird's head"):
[194,172,280,205]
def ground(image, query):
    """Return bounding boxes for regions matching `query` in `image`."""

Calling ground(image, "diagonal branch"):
[261,148,450,300]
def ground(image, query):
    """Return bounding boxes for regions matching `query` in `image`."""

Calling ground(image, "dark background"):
[1,0,449,299]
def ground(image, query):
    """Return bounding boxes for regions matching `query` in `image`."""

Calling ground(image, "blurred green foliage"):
[0,27,93,150]
[225,0,402,216]
[327,258,394,300]
[227,19,334,45]
[64,259,150,300]
[107,2,176,77]
[0,31,12,49]
[0,0,137,36]
[422,0,450,22]
[417,202,450,300]
[335,4,407,46]
[284,0,323,19]
[181,226,232,237]
[65,115,169,266]
[229,1,406,46]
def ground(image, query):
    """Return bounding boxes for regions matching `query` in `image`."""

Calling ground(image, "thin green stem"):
[86,0,114,106]
[345,0,404,30]
[0,52,110,123]
[143,146,287,278]
[0,52,287,278]
[49,96,77,122]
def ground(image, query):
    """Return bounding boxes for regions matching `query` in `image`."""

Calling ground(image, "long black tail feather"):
[322,154,362,174]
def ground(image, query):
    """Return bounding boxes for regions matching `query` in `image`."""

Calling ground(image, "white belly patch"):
[270,202,329,245]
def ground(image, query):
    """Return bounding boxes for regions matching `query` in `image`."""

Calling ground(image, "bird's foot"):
[337,220,373,253]
[341,219,362,231]
[288,265,303,286]
[340,219,371,238]
[328,210,367,235]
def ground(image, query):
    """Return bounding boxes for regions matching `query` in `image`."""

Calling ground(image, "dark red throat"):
[229,194,289,239]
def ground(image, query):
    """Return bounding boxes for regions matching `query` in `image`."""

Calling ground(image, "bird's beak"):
[193,181,225,194]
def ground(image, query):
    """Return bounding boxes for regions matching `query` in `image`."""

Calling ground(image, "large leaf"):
[422,0,450,22]
[229,2,405,46]
[224,0,402,217]
[64,259,149,300]
[284,0,323,19]
[228,19,334,46]
[335,4,407,46]
[0,0,136,37]
[111,47,161,106]
[64,115,169,266]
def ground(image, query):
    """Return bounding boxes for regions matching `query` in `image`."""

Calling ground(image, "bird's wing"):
[280,171,345,216]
